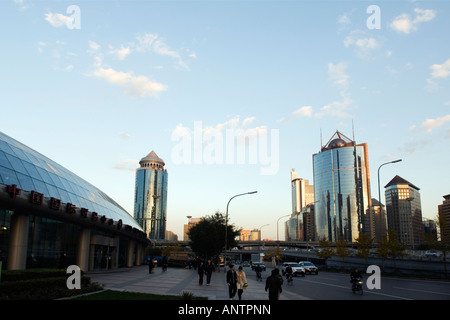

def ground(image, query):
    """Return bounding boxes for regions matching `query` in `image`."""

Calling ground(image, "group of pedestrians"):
[197,259,216,285]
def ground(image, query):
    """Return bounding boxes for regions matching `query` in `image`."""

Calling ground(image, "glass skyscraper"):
[134,151,168,240]
[313,131,373,242]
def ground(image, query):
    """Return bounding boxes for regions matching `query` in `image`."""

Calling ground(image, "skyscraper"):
[385,175,423,248]
[291,169,314,214]
[438,194,450,246]
[134,151,168,240]
[312,131,373,242]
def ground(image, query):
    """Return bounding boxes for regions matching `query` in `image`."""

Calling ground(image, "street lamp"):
[377,159,402,234]
[224,191,257,270]
[259,224,269,241]
[277,214,290,241]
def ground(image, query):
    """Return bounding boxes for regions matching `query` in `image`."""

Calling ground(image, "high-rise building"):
[312,130,373,242]
[287,169,315,241]
[291,169,314,214]
[134,151,168,240]
[438,194,450,245]
[184,217,202,241]
[371,198,387,241]
[385,175,423,248]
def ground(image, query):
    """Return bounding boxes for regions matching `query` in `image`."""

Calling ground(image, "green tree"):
[377,229,407,271]
[187,211,239,258]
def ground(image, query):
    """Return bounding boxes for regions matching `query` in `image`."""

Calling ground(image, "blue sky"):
[1,0,449,240]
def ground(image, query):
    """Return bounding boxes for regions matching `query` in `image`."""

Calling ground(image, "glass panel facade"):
[0,132,141,230]
[313,144,371,242]
[134,168,168,240]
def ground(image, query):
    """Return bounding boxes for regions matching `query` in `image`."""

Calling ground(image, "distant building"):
[371,198,387,241]
[251,229,261,241]
[313,131,373,242]
[291,169,314,213]
[438,194,450,245]
[183,217,202,241]
[165,230,178,241]
[385,175,423,248]
[134,151,168,240]
[240,229,251,241]
[423,218,438,242]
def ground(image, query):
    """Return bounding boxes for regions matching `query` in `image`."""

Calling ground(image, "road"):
[245,266,450,300]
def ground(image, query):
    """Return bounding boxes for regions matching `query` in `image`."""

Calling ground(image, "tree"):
[187,211,239,258]
[377,229,407,271]
[317,236,334,269]
[435,212,449,278]
[335,237,349,262]
[354,233,374,261]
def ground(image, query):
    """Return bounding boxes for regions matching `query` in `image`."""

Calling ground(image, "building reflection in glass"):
[313,131,373,242]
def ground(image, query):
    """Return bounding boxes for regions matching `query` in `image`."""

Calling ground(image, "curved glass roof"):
[0,131,142,231]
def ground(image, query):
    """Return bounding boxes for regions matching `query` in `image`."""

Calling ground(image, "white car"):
[281,262,305,277]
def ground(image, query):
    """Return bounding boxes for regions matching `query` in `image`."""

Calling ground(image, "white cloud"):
[344,30,379,59]
[390,8,436,34]
[315,95,353,119]
[328,62,349,88]
[430,59,450,79]
[426,58,450,90]
[420,115,450,132]
[93,67,167,97]
[110,45,131,60]
[114,159,139,171]
[89,41,101,51]
[293,106,313,117]
[45,12,72,28]
[136,33,189,70]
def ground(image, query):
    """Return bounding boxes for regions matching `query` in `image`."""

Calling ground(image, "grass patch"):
[74,290,207,300]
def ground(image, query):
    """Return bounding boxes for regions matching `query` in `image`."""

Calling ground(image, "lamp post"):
[259,224,269,241]
[377,159,402,234]
[224,191,257,270]
[277,214,290,241]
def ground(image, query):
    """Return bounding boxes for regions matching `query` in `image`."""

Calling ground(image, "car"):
[281,262,305,277]
[242,260,250,267]
[299,261,319,274]
[251,262,266,271]
[425,250,442,258]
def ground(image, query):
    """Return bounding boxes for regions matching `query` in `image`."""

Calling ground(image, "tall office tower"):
[134,151,168,240]
[313,131,373,242]
[385,175,423,248]
[291,169,314,214]
[438,195,450,245]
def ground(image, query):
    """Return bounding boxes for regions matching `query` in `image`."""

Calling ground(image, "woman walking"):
[236,266,248,300]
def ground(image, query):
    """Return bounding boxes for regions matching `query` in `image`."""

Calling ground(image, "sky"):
[1,0,449,241]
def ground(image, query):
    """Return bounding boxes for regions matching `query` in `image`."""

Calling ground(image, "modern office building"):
[312,131,373,242]
[0,131,148,271]
[184,217,202,241]
[291,169,314,214]
[371,198,387,241]
[385,175,423,248]
[134,151,168,240]
[437,194,450,245]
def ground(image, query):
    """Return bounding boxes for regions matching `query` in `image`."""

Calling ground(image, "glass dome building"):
[0,131,148,271]
[313,131,374,242]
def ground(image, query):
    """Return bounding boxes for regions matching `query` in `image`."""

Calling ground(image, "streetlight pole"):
[277,214,290,241]
[259,224,269,241]
[377,159,402,234]
[224,191,257,271]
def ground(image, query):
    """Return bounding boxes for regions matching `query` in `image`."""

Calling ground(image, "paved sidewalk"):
[87,265,309,300]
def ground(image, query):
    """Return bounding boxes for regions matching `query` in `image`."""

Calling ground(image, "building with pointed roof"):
[384,175,423,247]
[134,150,168,240]
[312,130,374,242]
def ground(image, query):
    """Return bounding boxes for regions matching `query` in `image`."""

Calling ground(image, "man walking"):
[205,259,215,285]
[265,268,283,300]
[226,264,237,300]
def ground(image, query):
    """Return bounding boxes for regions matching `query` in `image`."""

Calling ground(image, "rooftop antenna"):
[352,119,355,145]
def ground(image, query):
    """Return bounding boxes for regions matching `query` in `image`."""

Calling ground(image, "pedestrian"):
[236,266,248,300]
[226,264,237,300]
[205,259,215,285]
[198,261,205,285]
[148,256,154,274]
[265,268,283,300]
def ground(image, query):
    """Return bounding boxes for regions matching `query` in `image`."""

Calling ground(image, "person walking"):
[205,259,215,285]
[226,264,237,300]
[198,261,205,285]
[236,266,248,300]
[265,268,283,300]
[148,256,154,274]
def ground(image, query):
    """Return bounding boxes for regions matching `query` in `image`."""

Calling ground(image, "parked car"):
[251,262,266,271]
[281,262,305,277]
[242,260,250,267]
[299,261,319,274]
[425,250,442,258]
